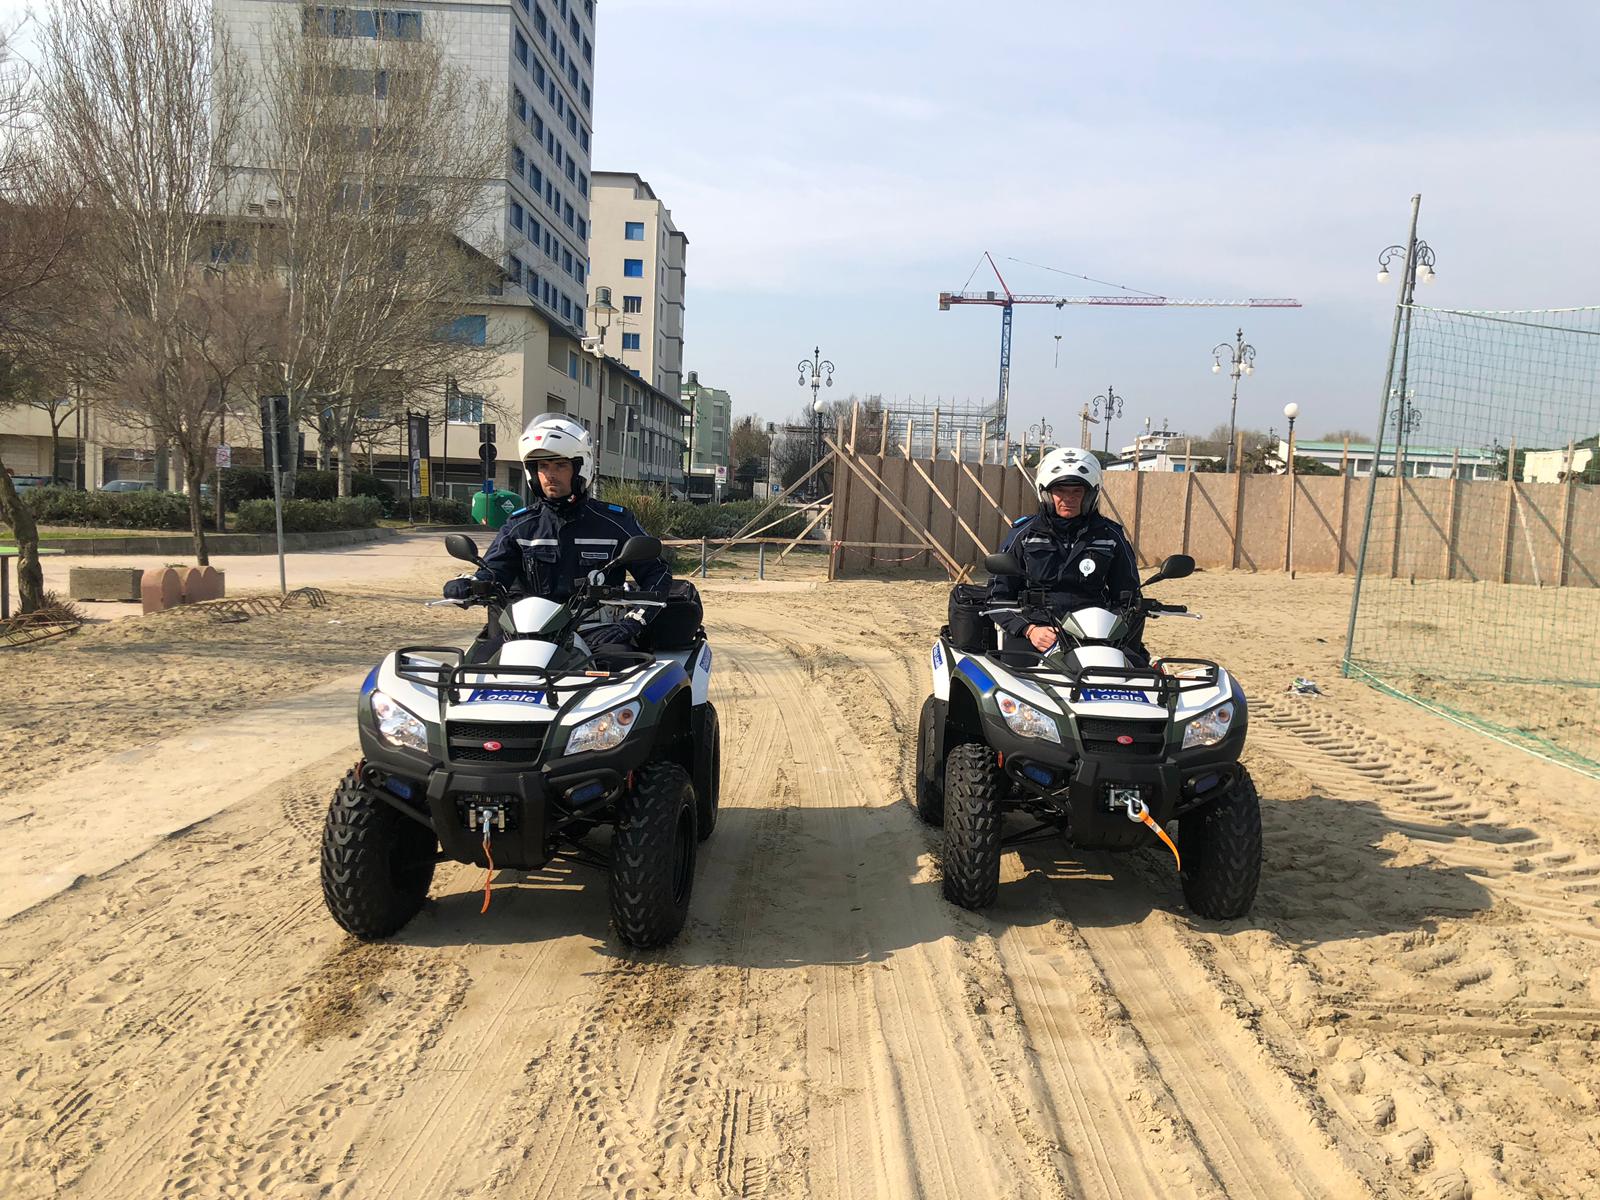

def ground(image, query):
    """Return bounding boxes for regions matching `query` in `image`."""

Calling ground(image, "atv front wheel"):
[692,701,721,842]
[321,769,438,940]
[914,696,945,827]
[942,743,1003,909]
[610,762,698,948]
[1179,768,1263,919]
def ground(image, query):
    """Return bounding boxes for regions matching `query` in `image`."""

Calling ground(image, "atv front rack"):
[394,645,657,707]
[997,653,1222,714]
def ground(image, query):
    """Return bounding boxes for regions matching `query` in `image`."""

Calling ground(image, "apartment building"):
[587,172,687,397]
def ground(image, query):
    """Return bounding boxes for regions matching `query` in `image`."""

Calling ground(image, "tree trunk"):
[49,425,63,484]
[186,466,211,565]
[0,455,46,615]
[337,442,353,497]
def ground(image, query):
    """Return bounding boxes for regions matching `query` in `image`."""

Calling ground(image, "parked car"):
[6,474,54,493]
[99,479,158,493]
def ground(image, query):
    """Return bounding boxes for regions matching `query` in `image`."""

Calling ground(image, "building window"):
[513,88,526,122]
[624,221,644,241]
[562,296,573,322]
[505,256,522,285]
[622,333,641,351]
[565,160,576,183]
[529,164,542,192]
[564,201,574,228]
[515,32,528,67]
[582,35,592,63]
[562,247,573,273]
[578,128,590,152]
[568,349,579,378]
[575,262,585,284]
[566,110,577,136]
[583,361,592,387]
[448,390,485,423]
[623,294,642,313]
[531,112,543,139]
[513,147,525,176]
[576,215,587,238]
[510,201,523,229]
[533,60,546,89]
[533,3,546,35]
[580,81,591,110]
[527,216,541,244]
[623,258,644,277]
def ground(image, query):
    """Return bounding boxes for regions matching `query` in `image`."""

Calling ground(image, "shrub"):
[387,497,473,525]
[220,466,273,508]
[235,495,382,533]
[591,486,810,541]
[25,486,196,530]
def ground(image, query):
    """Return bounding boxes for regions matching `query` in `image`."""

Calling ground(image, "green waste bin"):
[472,488,522,530]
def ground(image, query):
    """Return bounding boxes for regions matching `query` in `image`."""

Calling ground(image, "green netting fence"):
[1344,305,1600,777]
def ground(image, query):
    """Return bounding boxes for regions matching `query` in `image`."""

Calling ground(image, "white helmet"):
[518,414,592,487]
[1034,447,1102,509]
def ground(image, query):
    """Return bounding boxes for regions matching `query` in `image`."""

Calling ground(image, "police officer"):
[443,414,670,648]
[990,446,1144,658]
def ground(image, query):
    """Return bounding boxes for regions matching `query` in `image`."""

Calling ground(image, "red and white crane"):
[939,253,1301,443]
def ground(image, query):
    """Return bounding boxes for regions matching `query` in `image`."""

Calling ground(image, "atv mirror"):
[984,552,1024,577]
[613,535,663,566]
[444,533,482,565]
[1142,553,1195,587]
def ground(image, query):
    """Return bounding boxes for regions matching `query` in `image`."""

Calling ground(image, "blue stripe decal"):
[360,664,380,696]
[642,664,687,704]
[956,657,996,694]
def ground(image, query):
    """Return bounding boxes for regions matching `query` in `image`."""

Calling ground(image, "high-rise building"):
[215,0,597,336]
[587,172,687,397]
[680,370,731,496]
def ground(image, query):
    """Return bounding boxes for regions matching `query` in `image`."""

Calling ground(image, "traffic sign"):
[216,444,232,469]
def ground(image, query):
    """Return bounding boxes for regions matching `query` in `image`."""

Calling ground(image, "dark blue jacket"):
[472,494,671,599]
[990,508,1140,638]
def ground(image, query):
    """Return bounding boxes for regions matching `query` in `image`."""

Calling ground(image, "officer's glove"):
[442,576,476,601]
[586,617,644,648]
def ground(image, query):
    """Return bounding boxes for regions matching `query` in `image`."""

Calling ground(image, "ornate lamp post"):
[1091,385,1124,457]
[587,286,616,477]
[1028,418,1054,449]
[1211,329,1256,472]
[796,346,834,498]
[1284,401,1300,573]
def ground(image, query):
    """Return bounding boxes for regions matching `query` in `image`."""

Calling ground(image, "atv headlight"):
[371,690,429,754]
[567,702,640,755]
[1182,702,1235,749]
[997,692,1060,743]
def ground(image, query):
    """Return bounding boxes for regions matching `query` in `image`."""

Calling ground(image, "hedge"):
[234,495,382,533]
[387,497,472,524]
[23,486,199,530]
[597,487,810,541]
[221,467,393,510]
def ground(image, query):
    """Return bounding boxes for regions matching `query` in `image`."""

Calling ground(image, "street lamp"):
[1028,418,1054,449]
[587,286,615,477]
[1211,328,1257,472]
[1283,401,1300,574]
[681,370,705,500]
[1091,385,1124,457]
[1377,241,1435,286]
[796,345,834,498]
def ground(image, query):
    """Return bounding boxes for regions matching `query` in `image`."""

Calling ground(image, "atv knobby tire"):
[1179,768,1263,919]
[914,695,945,827]
[692,701,721,842]
[321,769,438,940]
[610,761,698,948]
[942,743,1003,909]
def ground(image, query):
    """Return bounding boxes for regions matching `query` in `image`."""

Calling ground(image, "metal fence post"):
[757,542,766,580]
[699,537,708,578]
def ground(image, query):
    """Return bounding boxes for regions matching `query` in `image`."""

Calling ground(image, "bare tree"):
[36,0,248,561]
[242,14,508,496]
[0,22,93,613]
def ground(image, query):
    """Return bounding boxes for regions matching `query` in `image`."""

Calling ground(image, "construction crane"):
[939,253,1301,448]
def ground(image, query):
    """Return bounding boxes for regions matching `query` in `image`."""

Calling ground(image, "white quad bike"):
[915,551,1261,918]
[320,532,720,949]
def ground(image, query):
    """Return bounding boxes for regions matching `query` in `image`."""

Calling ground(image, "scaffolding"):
[875,396,1006,461]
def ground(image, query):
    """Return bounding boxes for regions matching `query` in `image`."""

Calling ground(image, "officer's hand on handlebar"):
[1025,624,1058,652]
[442,576,475,601]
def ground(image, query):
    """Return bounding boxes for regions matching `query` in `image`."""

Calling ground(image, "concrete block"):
[68,566,143,602]
[194,566,224,601]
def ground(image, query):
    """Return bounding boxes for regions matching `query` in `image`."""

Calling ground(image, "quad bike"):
[320,533,720,948]
[915,552,1261,919]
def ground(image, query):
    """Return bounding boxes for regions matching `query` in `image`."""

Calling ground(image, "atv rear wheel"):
[942,743,1003,909]
[321,769,437,940]
[610,761,698,948]
[692,701,721,842]
[1179,768,1263,919]
[914,696,945,827]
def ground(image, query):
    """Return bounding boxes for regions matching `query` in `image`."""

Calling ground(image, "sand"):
[2,545,1598,1199]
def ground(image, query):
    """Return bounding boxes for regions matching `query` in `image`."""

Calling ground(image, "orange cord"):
[480,838,495,913]
[1140,811,1182,872]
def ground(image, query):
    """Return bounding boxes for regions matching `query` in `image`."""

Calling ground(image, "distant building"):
[1523,444,1596,483]
[587,172,688,397]
[1278,439,1498,479]
[1105,423,1213,471]
[680,371,731,497]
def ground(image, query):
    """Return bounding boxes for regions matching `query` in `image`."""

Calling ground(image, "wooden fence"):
[828,440,1600,587]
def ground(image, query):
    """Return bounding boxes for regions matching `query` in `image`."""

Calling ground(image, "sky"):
[7,0,1598,446]
[585,0,1600,443]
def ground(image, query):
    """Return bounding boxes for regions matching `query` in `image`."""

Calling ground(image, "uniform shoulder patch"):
[607,503,624,513]
[511,506,529,517]
[1010,514,1031,527]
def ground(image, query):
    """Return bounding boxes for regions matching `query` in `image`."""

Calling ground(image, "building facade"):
[1278,439,1499,480]
[587,172,687,397]
[215,0,597,337]
[679,371,730,495]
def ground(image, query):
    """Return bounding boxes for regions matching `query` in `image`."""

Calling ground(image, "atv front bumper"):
[358,732,654,870]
